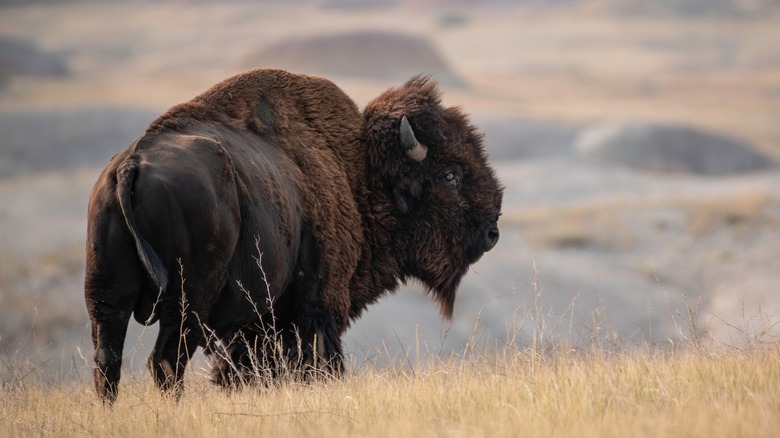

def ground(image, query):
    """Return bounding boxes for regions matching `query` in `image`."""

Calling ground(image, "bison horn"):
[400,116,428,162]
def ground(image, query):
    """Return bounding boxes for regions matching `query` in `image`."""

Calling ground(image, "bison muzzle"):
[84,69,503,403]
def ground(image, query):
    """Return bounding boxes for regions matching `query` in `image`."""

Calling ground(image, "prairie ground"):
[1,341,778,437]
[1,3,779,430]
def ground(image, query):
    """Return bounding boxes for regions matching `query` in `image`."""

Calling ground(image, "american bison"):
[85,69,502,403]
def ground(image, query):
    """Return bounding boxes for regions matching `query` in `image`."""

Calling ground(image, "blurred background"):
[1,0,779,382]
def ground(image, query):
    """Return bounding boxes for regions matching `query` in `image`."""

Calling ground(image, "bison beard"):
[84,69,502,403]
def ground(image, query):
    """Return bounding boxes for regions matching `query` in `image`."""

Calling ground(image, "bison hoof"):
[148,358,184,399]
[94,369,119,405]
[94,347,121,404]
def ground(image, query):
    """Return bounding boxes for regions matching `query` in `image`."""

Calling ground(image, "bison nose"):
[484,224,499,252]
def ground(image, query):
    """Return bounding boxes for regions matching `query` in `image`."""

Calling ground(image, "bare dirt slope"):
[1,1,778,379]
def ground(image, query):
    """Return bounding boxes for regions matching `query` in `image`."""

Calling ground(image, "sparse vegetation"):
[0,247,86,360]
[515,207,629,250]
[503,192,780,249]
[685,192,773,236]
[1,337,778,437]
[4,262,777,437]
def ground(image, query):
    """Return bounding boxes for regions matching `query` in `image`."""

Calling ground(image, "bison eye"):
[441,166,463,187]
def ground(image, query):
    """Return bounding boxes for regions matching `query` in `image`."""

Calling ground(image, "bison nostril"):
[485,226,499,251]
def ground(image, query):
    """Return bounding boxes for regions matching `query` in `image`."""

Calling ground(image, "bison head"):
[363,76,503,319]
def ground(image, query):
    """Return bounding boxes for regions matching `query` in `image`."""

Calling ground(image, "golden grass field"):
[2,2,780,436]
[2,342,778,437]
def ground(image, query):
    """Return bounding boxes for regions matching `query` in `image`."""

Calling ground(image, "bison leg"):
[147,266,226,397]
[208,317,293,388]
[85,215,145,404]
[287,230,346,379]
[147,314,203,398]
[88,290,135,405]
[207,332,253,389]
[290,288,345,378]
[297,311,344,378]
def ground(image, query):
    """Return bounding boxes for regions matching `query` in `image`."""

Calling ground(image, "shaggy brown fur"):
[158,69,367,332]
[85,69,502,403]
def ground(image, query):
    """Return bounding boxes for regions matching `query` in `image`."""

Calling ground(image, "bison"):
[85,69,502,403]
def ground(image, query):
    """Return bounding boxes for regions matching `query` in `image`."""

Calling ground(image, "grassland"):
[1,3,779,437]
[1,341,778,437]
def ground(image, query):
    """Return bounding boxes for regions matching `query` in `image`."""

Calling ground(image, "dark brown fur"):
[85,69,502,403]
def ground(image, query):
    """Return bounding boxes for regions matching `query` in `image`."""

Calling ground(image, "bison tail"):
[116,158,169,292]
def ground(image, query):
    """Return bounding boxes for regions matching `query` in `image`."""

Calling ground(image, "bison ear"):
[400,116,428,162]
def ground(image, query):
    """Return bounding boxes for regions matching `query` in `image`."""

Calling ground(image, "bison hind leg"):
[93,346,122,404]
[87,281,140,405]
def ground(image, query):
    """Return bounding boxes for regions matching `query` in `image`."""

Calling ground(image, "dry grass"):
[503,192,780,249]
[1,3,779,436]
[1,343,778,437]
[4,244,777,437]
[685,192,775,236]
[2,204,778,436]
[501,198,634,250]
[0,247,86,360]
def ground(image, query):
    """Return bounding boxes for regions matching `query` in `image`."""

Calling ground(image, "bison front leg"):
[292,292,346,379]
[289,228,351,379]
[290,310,344,379]
[147,321,202,398]
[208,319,294,389]
[309,313,345,377]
